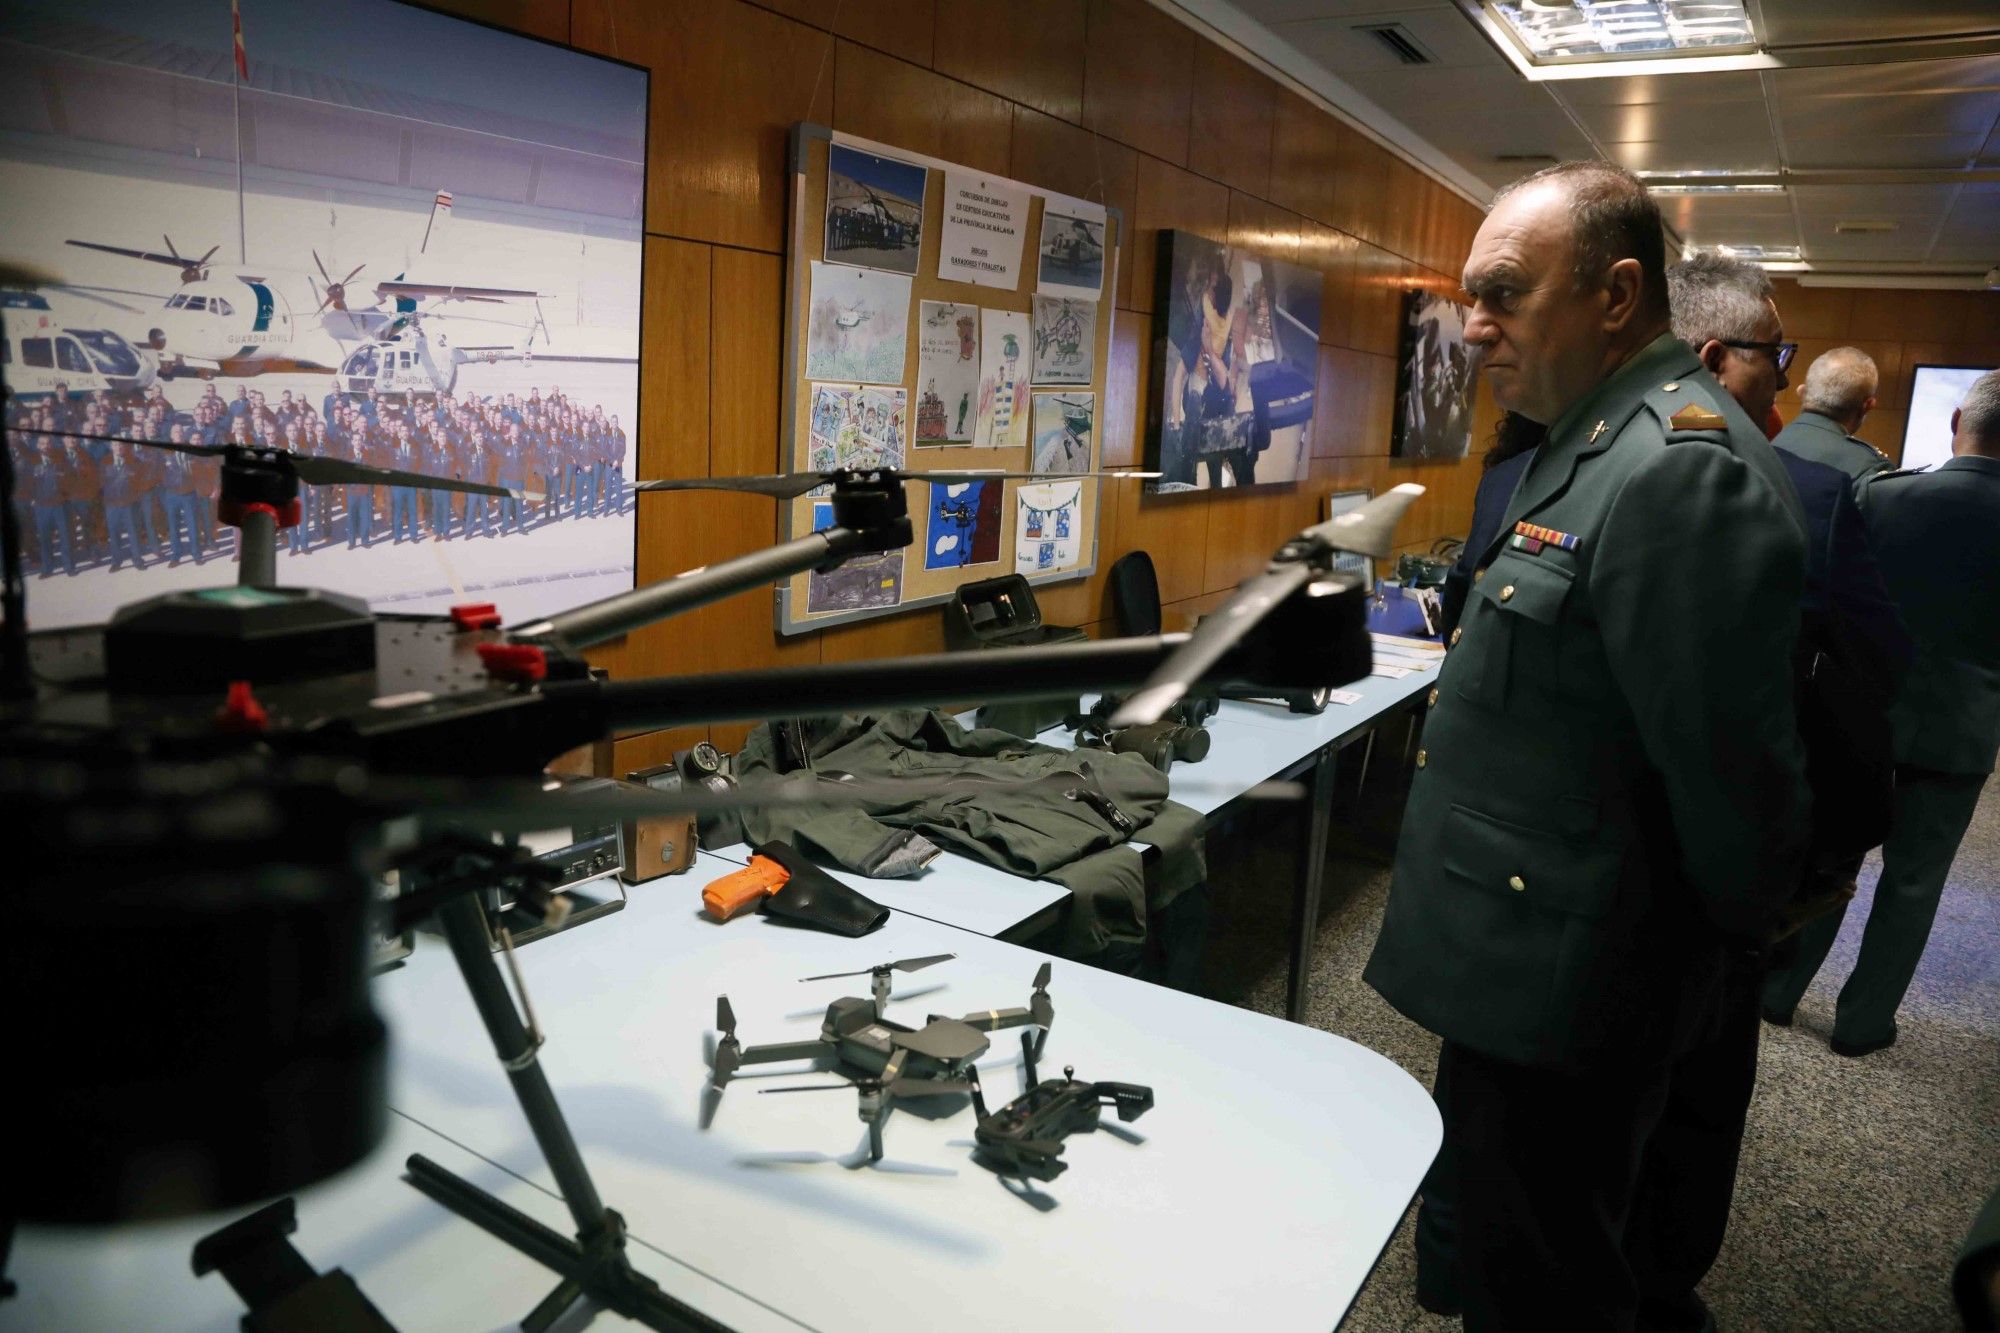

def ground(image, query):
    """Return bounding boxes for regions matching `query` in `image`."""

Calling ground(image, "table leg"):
[1286,745,1338,1023]
[1354,729,1378,804]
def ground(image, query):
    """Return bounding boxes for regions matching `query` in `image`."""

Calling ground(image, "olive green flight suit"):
[1367,332,1812,1070]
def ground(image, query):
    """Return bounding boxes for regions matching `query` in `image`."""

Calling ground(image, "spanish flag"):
[232,0,247,80]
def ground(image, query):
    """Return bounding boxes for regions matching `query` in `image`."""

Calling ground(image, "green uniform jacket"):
[1365,334,1812,1071]
[726,711,1206,956]
[1772,409,1892,484]
[1859,454,2000,775]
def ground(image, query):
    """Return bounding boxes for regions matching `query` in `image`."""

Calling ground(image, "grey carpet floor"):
[1197,755,2000,1332]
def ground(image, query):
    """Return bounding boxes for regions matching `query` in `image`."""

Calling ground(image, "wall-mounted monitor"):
[1903,365,1992,473]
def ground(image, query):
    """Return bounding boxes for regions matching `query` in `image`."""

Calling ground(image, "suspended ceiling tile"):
[1657,195,1798,234]
[1547,68,1767,108]
[1771,56,2000,100]
[1569,96,1768,146]
[1805,232,1949,264]
[1676,217,1804,250]
[1276,5,1506,72]
[1606,136,1781,175]
[1236,0,1455,23]
[1787,132,1988,171]
[1343,62,1539,112]
[1778,91,1999,143]
[1797,213,1942,241]
[1757,0,1999,48]
[1787,185,1964,222]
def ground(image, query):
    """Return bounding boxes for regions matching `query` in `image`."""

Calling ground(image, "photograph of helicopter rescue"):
[0,0,645,632]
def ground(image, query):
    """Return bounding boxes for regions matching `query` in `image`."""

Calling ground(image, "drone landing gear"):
[412,892,722,1333]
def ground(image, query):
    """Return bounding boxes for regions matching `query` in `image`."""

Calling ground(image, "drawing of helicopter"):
[61,191,542,386]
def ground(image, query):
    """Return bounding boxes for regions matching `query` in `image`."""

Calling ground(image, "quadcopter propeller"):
[631,468,1159,502]
[43,429,533,502]
[1030,962,1054,1029]
[1107,483,1427,728]
[711,996,741,1087]
[758,1076,974,1098]
[800,953,956,983]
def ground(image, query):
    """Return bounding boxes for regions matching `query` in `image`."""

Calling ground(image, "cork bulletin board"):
[775,123,1123,635]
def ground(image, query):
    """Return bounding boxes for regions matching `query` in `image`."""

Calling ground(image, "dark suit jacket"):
[1777,449,1912,698]
[1774,410,1892,484]
[1861,454,2000,774]
[1440,449,1535,641]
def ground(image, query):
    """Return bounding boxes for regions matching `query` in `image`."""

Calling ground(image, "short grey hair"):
[1959,368,2000,448]
[1665,254,1774,348]
[1800,347,1879,419]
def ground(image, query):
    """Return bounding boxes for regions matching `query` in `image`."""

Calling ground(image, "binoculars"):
[1067,693,1218,773]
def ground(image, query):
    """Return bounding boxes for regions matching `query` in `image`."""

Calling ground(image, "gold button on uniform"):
[1508,875,1526,892]
[1427,687,1439,707]
[1450,628,1462,646]
[1415,749,1427,769]
[1474,568,1485,583]
[1500,585,1516,602]
[1662,382,1680,392]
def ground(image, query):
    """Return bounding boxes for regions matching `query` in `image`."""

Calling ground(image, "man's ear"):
[1698,339,1729,378]
[1951,406,1963,436]
[1603,257,1646,332]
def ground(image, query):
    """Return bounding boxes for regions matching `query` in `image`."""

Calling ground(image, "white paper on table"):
[938,172,1028,290]
[1371,664,1413,679]
[1327,689,1363,705]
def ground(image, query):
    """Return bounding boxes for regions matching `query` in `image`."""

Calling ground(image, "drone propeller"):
[40,429,534,502]
[1106,483,1426,728]
[758,1075,973,1098]
[631,468,1160,502]
[710,995,740,1087]
[1030,962,1054,1029]
[800,953,955,984]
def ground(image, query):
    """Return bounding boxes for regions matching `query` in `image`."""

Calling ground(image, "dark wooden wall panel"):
[472,0,1537,759]
[1770,279,2000,466]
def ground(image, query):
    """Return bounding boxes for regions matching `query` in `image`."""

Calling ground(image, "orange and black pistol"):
[701,855,790,922]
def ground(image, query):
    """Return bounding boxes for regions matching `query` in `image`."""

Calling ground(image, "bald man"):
[1366,160,1810,1329]
[1776,346,1893,483]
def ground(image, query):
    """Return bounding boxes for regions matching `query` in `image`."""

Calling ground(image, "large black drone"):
[712,953,1056,1164]
[2,344,1421,1329]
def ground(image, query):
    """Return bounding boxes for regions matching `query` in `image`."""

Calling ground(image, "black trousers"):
[1418,979,1761,1333]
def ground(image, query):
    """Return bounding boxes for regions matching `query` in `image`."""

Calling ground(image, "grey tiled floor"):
[1199,759,1999,1331]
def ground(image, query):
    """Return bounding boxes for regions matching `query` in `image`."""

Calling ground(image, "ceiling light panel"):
[1489,1,1758,65]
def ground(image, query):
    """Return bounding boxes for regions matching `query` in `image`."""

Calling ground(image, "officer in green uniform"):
[1363,161,1811,1330]
[1773,346,1893,484]
[1761,369,2000,1054]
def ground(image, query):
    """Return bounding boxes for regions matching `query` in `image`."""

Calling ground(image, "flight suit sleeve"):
[1592,439,1811,937]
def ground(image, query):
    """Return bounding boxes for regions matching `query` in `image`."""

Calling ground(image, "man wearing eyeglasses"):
[1667,253,1797,435]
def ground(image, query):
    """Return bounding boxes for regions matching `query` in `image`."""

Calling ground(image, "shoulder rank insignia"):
[1513,520,1580,553]
[1668,404,1729,431]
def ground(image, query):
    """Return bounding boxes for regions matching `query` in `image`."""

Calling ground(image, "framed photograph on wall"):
[1145,229,1321,493]
[1391,289,1476,461]
[0,0,647,631]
